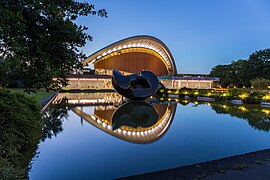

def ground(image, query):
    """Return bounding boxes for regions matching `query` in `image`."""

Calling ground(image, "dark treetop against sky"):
[77,0,270,74]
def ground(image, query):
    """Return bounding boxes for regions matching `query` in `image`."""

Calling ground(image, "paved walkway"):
[122,149,270,180]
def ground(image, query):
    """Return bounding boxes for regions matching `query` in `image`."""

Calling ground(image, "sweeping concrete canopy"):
[83,35,177,76]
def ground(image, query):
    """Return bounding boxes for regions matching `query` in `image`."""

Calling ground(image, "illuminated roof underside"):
[83,36,177,76]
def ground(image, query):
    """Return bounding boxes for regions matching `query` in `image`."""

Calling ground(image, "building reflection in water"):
[51,92,270,142]
[53,92,124,106]
[52,92,177,144]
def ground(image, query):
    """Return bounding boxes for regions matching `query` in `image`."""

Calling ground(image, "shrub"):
[228,88,248,99]
[0,89,42,179]
[251,78,270,89]
[242,92,266,104]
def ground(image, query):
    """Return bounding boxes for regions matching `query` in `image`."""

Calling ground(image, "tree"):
[248,49,270,80]
[0,57,5,85]
[230,59,249,86]
[210,64,236,87]
[210,49,270,88]
[0,0,107,90]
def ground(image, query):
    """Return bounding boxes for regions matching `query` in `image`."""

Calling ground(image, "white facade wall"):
[160,80,213,89]
[66,78,215,90]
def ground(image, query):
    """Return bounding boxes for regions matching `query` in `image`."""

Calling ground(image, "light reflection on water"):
[30,93,270,180]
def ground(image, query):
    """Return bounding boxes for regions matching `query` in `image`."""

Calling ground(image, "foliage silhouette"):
[0,0,107,90]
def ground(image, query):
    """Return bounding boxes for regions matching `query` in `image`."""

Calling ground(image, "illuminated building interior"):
[83,36,177,76]
[64,36,219,90]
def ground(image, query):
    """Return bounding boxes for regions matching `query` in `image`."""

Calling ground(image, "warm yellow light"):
[251,86,254,88]
[222,93,228,96]
[94,47,171,72]
[194,92,199,95]
[262,109,270,114]
[239,106,247,111]
[222,105,228,109]
[160,97,164,101]
[160,89,164,93]
[183,91,188,94]
[243,86,246,88]
[239,94,248,99]
[194,101,199,105]
[207,93,211,96]
[175,99,179,102]
[168,98,172,101]
[268,86,270,89]
[264,95,270,100]
[168,90,172,93]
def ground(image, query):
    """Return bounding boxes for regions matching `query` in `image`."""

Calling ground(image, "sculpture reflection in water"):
[112,102,159,130]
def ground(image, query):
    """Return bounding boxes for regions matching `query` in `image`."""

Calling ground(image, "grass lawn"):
[3,88,53,104]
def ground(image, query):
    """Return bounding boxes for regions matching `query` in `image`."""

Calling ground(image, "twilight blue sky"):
[77,0,270,74]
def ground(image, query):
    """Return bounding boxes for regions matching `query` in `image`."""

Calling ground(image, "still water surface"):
[30,93,270,179]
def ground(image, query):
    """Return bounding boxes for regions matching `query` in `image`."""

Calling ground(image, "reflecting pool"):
[29,92,270,179]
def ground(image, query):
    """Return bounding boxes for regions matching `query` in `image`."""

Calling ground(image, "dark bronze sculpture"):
[112,70,159,101]
[111,102,158,130]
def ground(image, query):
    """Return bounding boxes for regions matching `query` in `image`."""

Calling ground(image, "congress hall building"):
[66,35,219,90]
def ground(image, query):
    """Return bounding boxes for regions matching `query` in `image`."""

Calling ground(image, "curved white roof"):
[83,35,177,75]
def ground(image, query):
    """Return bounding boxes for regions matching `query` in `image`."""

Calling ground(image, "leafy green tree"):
[0,57,5,86]
[0,0,107,90]
[210,64,235,87]
[230,59,249,86]
[0,56,22,87]
[248,49,270,80]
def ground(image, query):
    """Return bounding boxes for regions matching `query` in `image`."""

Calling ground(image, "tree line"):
[210,49,270,88]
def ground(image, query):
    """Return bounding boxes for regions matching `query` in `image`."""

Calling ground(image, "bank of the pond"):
[124,148,270,180]
[0,88,59,179]
[4,88,53,104]
[40,91,59,112]
[0,89,43,179]
[157,88,270,105]
[2,88,59,112]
